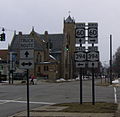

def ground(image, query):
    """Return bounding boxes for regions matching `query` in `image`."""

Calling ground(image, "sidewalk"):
[9,104,118,117]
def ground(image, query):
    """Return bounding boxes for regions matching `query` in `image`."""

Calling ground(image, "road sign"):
[75,51,86,61]
[20,37,34,49]
[19,60,34,69]
[88,23,98,44]
[76,62,86,68]
[87,51,99,61]
[76,38,85,44]
[75,23,86,44]
[88,62,99,68]
[20,50,34,59]
[75,46,85,51]
[88,46,98,52]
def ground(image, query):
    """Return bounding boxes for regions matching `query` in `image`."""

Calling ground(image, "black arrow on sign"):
[25,51,29,57]
[90,39,96,42]
[21,62,32,66]
[78,63,84,66]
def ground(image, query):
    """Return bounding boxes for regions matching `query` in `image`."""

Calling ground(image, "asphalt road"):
[0,79,120,117]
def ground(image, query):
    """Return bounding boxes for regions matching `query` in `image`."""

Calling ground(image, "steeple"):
[64,15,75,23]
[32,26,34,32]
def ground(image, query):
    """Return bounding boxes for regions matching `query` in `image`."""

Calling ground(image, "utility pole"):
[110,34,112,85]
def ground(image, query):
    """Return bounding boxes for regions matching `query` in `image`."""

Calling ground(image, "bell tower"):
[62,15,76,79]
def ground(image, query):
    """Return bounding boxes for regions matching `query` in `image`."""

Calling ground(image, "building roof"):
[0,50,8,60]
[9,31,64,54]
[38,34,64,52]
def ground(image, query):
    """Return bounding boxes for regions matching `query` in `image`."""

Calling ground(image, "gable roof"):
[38,34,64,52]
[9,31,64,53]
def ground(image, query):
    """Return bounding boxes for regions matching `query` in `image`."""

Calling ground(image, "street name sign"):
[75,51,86,61]
[75,23,86,44]
[19,60,34,69]
[76,62,86,68]
[20,50,34,59]
[87,51,99,61]
[88,23,98,44]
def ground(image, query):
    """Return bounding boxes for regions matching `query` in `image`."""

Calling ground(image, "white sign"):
[20,50,34,59]
[76,38,85,44]
[87,51,99,61]
[88,46,98,52]
[75,46,85,51]
[75,52,86,61]
[75,23,86,44]
[88,62,99,68]
[20,38,34,49]
[76,62,86,68]
[19,60,34,69]
[88,23,98,44]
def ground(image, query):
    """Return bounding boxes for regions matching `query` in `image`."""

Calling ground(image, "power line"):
[0,27,16,32]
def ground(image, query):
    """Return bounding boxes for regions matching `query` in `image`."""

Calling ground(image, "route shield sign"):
[75,51,86,61]
[75,23,86,44]
[87,51,99,61]
[88,23,98,44]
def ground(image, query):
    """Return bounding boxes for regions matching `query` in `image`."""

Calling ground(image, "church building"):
[8,15,76,80]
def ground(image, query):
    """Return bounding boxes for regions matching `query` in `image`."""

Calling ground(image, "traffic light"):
[0,32,5,41]
[65,44,69,51]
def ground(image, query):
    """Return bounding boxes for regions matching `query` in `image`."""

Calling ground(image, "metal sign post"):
[26,69,29,117]
[80,68,83,104]
[19,37,34,117]
[92,63,95,105]
[75,22,99,105]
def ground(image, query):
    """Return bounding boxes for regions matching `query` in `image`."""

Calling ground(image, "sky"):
[0,0,120,65]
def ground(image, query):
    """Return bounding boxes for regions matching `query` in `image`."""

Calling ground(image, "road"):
[0,79,120,117]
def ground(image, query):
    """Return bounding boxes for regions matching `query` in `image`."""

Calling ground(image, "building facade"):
[9,15,77,80]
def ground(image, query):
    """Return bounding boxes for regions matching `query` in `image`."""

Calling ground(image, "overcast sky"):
[0,0,120,64]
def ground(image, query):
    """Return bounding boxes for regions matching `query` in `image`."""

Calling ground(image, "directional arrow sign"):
[25,51,29,57]
[20,50,34,59]
[21,62,32,66]
[76,62,86,68]
[19,60,34,69]
[88,62,99,68]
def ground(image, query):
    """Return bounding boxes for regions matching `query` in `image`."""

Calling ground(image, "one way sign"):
[19,60,34,69]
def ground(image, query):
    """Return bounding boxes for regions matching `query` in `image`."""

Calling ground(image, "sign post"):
[26,69,29,117]
[92,63,95,105]
[20,37,34,117]
[75,22,99,105]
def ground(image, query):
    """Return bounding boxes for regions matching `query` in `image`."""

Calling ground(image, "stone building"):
[9,15,76,80]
